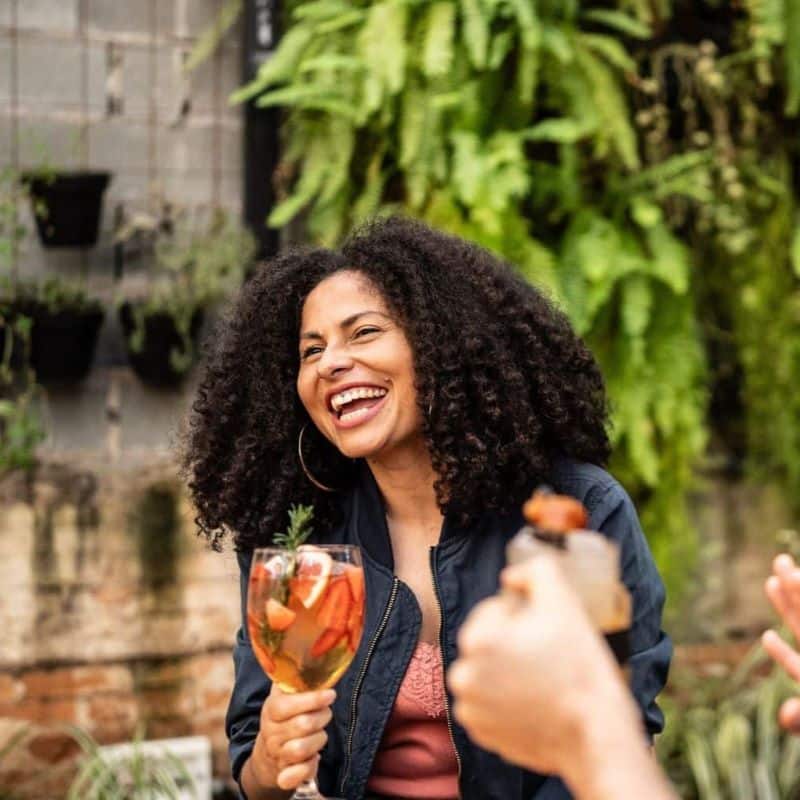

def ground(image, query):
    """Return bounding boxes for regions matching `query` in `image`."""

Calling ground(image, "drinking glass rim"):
[252,544,362,558]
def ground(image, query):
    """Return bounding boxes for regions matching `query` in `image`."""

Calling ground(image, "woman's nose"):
[317,342,353,379]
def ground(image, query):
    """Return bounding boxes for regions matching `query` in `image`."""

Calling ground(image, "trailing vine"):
[233,0,800,607]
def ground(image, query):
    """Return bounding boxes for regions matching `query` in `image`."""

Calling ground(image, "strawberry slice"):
[346,608,363,653]
[310,628,345,659]
[343,565,365,606]
[315,578,352,632]
[266,598,296,631]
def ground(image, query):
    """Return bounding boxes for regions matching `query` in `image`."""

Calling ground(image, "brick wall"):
[0,460,242,797]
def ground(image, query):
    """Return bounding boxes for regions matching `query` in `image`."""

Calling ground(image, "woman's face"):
[297,270,424,462]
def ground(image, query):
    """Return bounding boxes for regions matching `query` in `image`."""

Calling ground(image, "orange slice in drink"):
[250,554,284,587]
[266,598,296,632]
[289,547,333,609]
[316,578,352,633]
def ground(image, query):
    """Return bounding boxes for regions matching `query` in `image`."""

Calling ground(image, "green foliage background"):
[235,0,800,610]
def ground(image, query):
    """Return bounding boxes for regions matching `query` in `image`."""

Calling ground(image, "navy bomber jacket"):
[226,459,672,800]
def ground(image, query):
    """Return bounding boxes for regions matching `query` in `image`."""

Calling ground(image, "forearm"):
[240,749,292,800]
[564,693,676,800]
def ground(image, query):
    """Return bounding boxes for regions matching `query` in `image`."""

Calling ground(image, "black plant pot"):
[25,171,111,248]
[119,302,204,388]
[23,303,105,385]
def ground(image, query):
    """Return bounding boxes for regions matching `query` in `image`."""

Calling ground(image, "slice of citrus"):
[251,554,285,585]
[290,547,333,609]
[266,598,296,632]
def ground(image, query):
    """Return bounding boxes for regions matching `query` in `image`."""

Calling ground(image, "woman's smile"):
[327,383,389,428]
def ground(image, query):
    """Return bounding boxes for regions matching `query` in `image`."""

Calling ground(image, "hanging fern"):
[232,0,800,613]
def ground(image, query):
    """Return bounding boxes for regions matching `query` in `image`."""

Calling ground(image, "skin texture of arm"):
[763,553,800,733]
[448,555,677,800]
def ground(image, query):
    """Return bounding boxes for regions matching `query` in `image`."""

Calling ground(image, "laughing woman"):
[183,216,671,800]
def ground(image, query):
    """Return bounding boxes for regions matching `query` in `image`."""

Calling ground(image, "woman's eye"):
[354,326,380,339]
[301,345,324,360]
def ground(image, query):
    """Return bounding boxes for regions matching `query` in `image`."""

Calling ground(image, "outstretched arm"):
[448,555,676,800]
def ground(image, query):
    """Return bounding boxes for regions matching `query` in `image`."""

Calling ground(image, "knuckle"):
[286,739,306,760]
[297,714,314,735]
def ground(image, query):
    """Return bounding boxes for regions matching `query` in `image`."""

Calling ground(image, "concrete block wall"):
[1,0,245,291]
[0,0,249,456]
[0,2,252,794]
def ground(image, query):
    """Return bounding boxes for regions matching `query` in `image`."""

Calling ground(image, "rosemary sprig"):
[274,504,315,551]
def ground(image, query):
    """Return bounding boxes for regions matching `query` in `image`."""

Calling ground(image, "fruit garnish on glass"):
[247,506,365,800]
[247,504,365,693]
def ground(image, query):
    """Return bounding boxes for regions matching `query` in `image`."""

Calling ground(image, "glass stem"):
[292,777,324,800]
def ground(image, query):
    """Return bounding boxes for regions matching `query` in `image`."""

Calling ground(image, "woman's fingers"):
[267,688,336,724]
[279,729,328,764]
[276,754,321,790]
[762,629,800,681]
[274,706,333,743]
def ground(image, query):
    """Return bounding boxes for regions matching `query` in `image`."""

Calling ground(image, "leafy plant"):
[660,646,800,799]
[119,206,257,376]
[232,1,800,615]
[67,725,196,800]
[0,168,45,472]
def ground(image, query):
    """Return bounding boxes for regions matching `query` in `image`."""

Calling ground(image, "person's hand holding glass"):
[246,542,365,800]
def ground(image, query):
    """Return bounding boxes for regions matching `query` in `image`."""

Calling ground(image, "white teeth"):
[330,386,387,412]
[340,405,372,422]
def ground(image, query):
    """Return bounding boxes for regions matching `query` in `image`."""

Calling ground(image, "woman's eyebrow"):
[300,310,390,340]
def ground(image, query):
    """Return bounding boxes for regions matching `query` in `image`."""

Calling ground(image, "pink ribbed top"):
[366,641,459,799]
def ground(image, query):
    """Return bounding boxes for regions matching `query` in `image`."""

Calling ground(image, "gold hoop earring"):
[298,424,337,493]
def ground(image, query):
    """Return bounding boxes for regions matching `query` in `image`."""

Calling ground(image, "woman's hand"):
[244,685,336,797]
[763,554,800,734]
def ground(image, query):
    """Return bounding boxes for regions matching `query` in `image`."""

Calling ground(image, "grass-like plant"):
[67,725,196,800]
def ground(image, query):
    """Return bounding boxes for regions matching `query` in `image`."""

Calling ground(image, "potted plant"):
[8,278,104,385]
[118,207,256,388]
[0,166,105,385]
[22,170,112,249]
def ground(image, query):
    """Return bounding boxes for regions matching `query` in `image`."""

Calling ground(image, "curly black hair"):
[183,216,610,551]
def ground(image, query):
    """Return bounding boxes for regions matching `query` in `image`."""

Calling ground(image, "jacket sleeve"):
[225,549,270,792]
[589,482,672,738]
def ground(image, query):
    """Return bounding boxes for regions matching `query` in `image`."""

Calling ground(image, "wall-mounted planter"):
[24,171,112,248]
[24,303,104,385]
[119,302,204,389]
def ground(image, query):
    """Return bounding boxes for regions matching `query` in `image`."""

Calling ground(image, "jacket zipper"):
[339,576,400,796]
[430,545,463,783]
